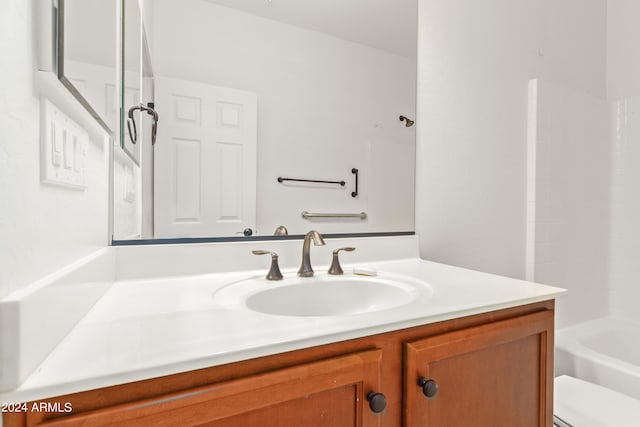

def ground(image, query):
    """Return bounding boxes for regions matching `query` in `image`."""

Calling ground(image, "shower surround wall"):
[416,0,610,328]
[608,0,640,324]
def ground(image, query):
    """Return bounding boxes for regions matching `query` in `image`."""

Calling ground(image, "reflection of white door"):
[154,77,257,238]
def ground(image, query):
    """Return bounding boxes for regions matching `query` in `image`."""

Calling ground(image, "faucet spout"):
[298,230,325,277]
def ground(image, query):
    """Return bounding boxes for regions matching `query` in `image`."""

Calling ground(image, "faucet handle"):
[252,250,284,281]
[328,247,356,275]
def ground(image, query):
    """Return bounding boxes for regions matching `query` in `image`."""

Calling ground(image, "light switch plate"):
[40,98,88,190]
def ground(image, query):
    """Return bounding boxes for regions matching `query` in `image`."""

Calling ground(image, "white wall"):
[416,0,536,279]
[416,0,609,326]
[0,0,110,298]
[607,0,640,323]
[152,0,416,236]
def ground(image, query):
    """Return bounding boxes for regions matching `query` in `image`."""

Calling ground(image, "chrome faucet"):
[298,230,325,277]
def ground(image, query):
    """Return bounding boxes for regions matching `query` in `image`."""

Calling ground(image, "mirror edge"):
[111,231,416,246]
[118,0,140,165]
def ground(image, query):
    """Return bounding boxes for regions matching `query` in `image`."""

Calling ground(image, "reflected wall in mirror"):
[120,0,148,165]
[59,0,117,134]
[113,0,417,240]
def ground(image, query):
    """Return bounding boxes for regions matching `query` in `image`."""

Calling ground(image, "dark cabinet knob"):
[366,391,387,414]
[418,378,439,399]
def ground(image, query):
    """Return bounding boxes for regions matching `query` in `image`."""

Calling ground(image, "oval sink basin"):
[213,273,431,317]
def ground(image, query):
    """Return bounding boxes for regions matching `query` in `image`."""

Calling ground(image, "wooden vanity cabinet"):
[15,350,383,427]
[403,310,553,426]
[4,301,554,427]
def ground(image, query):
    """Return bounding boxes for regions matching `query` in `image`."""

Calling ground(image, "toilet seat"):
[554,375,640,427]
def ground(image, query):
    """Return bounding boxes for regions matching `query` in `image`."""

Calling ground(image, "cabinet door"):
[404,310,553,427]
[38,350,384,427]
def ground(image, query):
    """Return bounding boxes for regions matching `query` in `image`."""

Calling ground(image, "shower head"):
[399,115,415,127]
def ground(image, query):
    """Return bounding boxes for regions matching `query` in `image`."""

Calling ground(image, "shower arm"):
[399,115,415,127]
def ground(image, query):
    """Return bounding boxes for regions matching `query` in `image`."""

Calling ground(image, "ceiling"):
[203,0,418,58]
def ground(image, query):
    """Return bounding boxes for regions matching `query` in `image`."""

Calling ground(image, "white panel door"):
[154,77,257,237]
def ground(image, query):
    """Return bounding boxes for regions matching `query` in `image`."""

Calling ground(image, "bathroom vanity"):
[0,237,564,426]
[4,301,553,426]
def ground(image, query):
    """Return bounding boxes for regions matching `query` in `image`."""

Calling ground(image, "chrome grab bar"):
[301,211,367,220]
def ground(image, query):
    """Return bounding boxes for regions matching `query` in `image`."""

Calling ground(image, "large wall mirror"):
[113,0,417,241]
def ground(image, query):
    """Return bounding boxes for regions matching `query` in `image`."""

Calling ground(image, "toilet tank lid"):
[554,375,640,427]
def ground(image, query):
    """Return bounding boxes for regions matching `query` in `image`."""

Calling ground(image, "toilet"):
[554,375,640,426]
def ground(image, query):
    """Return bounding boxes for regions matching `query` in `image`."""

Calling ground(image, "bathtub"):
[555,317,640,400]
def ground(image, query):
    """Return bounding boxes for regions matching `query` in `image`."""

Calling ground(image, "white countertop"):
[1,257,565,403]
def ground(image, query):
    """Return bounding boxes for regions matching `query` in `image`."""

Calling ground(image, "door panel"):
[404,310,554,427]
[154,77,257,237]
